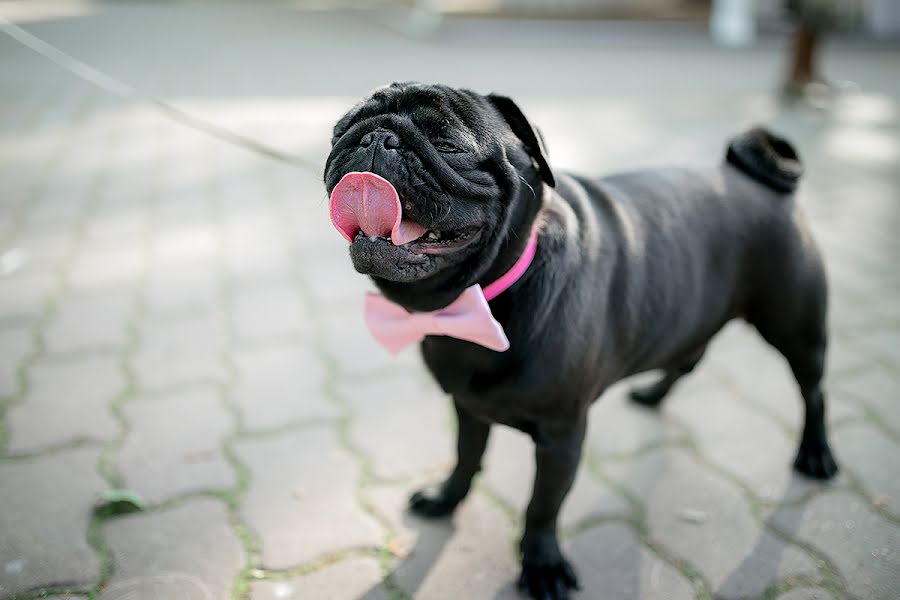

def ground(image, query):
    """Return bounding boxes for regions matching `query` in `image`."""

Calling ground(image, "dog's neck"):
[372,184,545,313]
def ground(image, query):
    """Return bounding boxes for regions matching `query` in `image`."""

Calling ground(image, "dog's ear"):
[487,94,556,188]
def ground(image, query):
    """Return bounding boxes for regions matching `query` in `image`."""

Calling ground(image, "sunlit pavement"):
[1,3,899,599]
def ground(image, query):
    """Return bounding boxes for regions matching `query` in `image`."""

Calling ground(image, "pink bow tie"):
[363,228,538,354]
[365,285,510,354]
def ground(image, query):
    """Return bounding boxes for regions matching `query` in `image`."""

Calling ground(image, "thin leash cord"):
[0,16,324,174]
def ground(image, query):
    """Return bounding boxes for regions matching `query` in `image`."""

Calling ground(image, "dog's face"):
[324,82,554,311]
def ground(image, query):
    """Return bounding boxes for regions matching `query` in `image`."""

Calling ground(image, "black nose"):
[360,130,401,150]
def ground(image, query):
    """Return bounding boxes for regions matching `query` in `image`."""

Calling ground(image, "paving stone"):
[44,291,132,353]
[567,523,694,600]
[777,588,836,600]
[834,365,900,435]
[82,212,148,248]
[856,327,900,365]
[707,322,859,428]
[0,271,57,321]
[824,331,873,375]
[66,246,144,293]
[0,448,105,597]
[6,356,121,453]
[101,499,245,600]
[366,483,521,600]
[250,557,389,600]
[221,212,294,283]
[771,491,899,600]
[482,426,630,531]
[303,249,375,313]
[0,327,31,398]
[144,266,221,314]
[604,448,817,599]
[133,314,228,391]
[587,377,685,458]
[706,324,803,426]
[13,228,75,273]
[116,389,236,504]
[667,376,841,504]
[231,283,309,342]
[337,374,452,481]
[234,428,382,569]
[320,308,421,376]
[150,223,219,268]
[833,424,900,519]
[232,342,336,431]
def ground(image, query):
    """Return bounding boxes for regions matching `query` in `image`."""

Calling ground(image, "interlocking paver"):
[234,428,382,569]
[231,283,308,343]
[856,327,900,365]
[66,246,144,293]
[133,314,228,391]
[834,365,900,435]
[0,271,57,322]
[587,378,686,458]
[0,448,105,597]
[833,424,899,519]
[771,490,899,600]
[44,291,132,354]
[366,483,521,600]
[321,309,422,376]
[116,388,236,504]
[101,499,245,600]
[0,327,31,398]
[6,356,121,453]
[250,558,389,600]
[150,223,218,269]
[231,341,336,431]
[336,374,452,481]
[667,376,836,503]
[303,248,376,312]
[604,448,818,599]
[144,265,221,315]
[778,588,836,600]
[567,523,694,600]
[482,426,631,530]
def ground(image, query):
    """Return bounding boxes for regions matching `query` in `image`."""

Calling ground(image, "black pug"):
[323,82,837,600]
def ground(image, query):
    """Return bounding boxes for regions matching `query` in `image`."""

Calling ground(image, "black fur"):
[324,83,838,600]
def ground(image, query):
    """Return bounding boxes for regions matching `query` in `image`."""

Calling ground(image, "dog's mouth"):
[352,225,481,255]
[329,171,482,281]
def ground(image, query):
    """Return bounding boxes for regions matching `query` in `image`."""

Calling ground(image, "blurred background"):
[1,1,898,599]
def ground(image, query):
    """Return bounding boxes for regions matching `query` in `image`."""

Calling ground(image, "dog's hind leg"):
[409,399,490,518]
[629,346,706,408]
[750,268,838,479]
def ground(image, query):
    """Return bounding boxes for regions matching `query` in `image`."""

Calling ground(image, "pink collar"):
[482,227,539,301]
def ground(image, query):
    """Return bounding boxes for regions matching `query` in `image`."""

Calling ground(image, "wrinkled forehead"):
[352,84,492,136]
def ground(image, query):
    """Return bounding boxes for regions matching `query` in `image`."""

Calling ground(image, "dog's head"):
[324,82,554,311]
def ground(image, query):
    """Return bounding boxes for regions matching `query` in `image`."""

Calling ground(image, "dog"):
[323,82,838,600]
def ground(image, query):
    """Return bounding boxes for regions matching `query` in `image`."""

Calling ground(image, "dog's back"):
[554,128,825,383]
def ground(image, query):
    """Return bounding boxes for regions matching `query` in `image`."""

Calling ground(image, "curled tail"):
[726,127,804,193]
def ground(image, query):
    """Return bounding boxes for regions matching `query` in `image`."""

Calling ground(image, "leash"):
[0,15,324,174]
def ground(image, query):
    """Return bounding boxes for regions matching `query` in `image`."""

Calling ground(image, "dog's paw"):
[518,537,579,600]
[408,489,459,519]
[793,443,839,480]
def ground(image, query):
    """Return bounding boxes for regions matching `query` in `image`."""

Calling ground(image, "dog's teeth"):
[426,231,440,241]
[369,235,378,242]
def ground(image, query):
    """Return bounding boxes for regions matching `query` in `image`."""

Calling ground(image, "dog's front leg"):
[518,418,585,600]
[409,399,490,518]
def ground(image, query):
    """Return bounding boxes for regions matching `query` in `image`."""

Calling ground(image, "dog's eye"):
[433,141,463,153]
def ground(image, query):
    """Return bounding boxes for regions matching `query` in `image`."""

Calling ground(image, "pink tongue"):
[329,172,427,246]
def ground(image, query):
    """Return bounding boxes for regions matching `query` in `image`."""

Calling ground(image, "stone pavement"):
[1,3,899,600]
